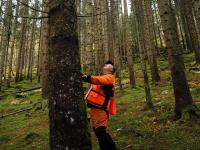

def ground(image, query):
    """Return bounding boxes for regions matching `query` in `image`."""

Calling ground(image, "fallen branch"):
[122,144,133,150]
[0,107,32,119]
[0,86,42,99]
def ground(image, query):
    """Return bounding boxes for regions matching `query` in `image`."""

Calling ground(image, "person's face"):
[103,64,113,75]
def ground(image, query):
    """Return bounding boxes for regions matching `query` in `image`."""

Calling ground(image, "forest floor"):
[0,53,200,150]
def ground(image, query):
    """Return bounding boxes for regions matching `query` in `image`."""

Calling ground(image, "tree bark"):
[143,0,160,83]
[192,0,200,33]
[175,0,193,51]
[85,0,95,74]
[7,0,19,86]
[37,17,43,83]
[102,0,109,61]
[48,0,91,149]
[0,0,13,90]
[41,0,49,99]
[106,0,114,62]
[157,0,193,117]
[94,0,105,73]
[135,0,153,108]
[4,0,13,82]
[153,0,165,49]
[15,0,28,82]
[182,0,200,63]
[110,0,123,92]
[27,2,38,82]
[123,0,136,87]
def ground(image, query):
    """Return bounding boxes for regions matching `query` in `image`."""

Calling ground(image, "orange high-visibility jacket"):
[85,74,116,115]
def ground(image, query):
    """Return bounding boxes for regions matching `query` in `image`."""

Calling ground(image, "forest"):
[0,0,200,149]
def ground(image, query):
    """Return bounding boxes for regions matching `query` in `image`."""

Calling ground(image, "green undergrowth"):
[0,79,41,97]
[0,82,199,150]
[0,53,200,150]
[108,86,200,150]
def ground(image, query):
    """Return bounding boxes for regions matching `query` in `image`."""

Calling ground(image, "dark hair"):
[105,60,114,66]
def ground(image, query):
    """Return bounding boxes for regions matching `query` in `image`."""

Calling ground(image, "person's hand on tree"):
[82,74,91,83]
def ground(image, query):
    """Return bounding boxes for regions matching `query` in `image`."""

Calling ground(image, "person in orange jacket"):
[82,60,117,150]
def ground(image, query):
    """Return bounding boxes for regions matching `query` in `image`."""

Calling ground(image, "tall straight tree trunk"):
[182,0,200,63]
[116,0,124,93]
[174,2,187,50]
[37,0,44,83]
[93,1,98,73]
[110,0,123,92]
[27,27,34,83]
[157,0,193,118]
[0,0,12,90]
[152,8,159,54]
[118,0,125,59]
[130,1,139,54]
[153,0,164,49]
[0,29,7,90]
[4,0,13,81]
[135,0,153,108]
[143,0,160,83]
[85,0,95,74]
[173,0,187,49]
[121,5,127,61]
[27,20,36,82]
[27,1,39,82]
[81,0,87,71]
[0,1,3,43]
[41,0,49,99]
[48,0,91,149]
[21,4,29,81]
[123,0,136,87]
[15,0,28,82]
[23,31,30,77]
[192,0,200,33]
[102,0,109,61]
[37,19,43,83]
[7,0,19,86]
[106,0,114,61]
[94,0,105,73]
[175,0,193,51]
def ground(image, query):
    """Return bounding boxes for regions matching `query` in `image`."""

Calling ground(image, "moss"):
[191,87,200,98]
[0,135,10,145]
[24,132,40,144]
[1,53,200,150]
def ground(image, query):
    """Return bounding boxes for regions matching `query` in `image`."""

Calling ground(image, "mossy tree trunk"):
[48,0,91,149]
[157,0,194,118]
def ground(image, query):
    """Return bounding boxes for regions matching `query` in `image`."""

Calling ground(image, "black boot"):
[94,126,117,150]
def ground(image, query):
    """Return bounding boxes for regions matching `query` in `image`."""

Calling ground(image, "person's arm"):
[90,75,114,85]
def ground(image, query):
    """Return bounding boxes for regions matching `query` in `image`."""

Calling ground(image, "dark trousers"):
[94,126,117,150]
